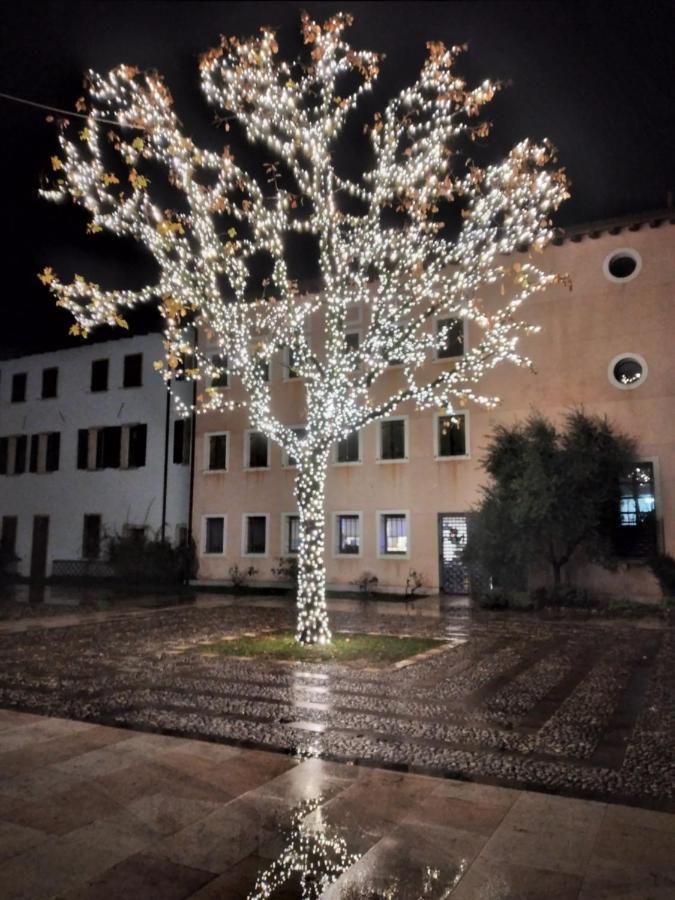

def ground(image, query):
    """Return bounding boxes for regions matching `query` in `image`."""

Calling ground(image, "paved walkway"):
[1,597,672,810]
[0,709,673,899]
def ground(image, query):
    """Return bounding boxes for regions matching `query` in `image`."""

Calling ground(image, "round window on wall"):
[603,248,642,283]
[609,353,648,390]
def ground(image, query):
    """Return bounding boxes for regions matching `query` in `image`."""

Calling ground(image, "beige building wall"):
[192,216,674,598]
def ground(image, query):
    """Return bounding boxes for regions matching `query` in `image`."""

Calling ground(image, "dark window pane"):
[14,436,27,474]
[127,424,147,468]
[123,354,143,388]
[383,514,407,554]
[338,515,360,554]
[99,427,121,469]
[337,431,359,463]
[46,433,60,472]
[0,437,8,474]
[380,420,405,459]
[287,516,299,554]
[209,435,227,470]
[246,516,266,554]
[205,517,224,554]
[211,354,228,388]
[613,358,643,387]
[256,359,270,382]
[608,253,637,279]
[91,359,109,392]
[345,332,359,351]
[1,516,18,555]
[82,514,101,559]
[437,318,464,358]
[41,367,58,398]
[438,414,467,457]
[173,419,191,465]
[11,373,26,403]
[29,434,40,472]
[287,348,299,379]
[77,429,89,469]
[248,432,268,468]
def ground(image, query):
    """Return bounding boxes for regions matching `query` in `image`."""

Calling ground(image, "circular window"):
[603,248,642,283]
[608,353,648,390]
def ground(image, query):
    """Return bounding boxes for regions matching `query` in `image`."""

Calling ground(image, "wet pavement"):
[1,709,674,899]
[0,589,673,813]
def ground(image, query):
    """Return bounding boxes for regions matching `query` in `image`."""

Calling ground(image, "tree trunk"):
[295,457,332,644]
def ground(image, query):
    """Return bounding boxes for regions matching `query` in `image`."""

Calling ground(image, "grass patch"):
[195,631,445,665]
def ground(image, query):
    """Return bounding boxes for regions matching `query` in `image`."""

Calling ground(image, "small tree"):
[38,12,568,643]
[464,410,638,589]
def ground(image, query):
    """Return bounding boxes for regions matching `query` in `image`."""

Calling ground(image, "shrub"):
[404,569,425,599]
[648,555,675,596]
[107,529,189,583]
[228,564,258,591]
[477,589,534,611]
[530,585,599,609]
[271,556,298,585]
[351,571,379,596]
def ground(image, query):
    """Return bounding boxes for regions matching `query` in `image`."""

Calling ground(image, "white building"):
[0,333,193,579]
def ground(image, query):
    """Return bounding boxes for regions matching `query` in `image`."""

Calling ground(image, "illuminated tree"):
[39,12,568,644]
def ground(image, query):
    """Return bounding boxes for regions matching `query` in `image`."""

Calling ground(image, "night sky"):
[1,0,673,355]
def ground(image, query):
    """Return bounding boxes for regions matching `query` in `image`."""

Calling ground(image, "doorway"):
[30,516,49,579]
[438,513,470,594]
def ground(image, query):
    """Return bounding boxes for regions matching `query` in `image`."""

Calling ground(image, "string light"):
[38,11,568,644]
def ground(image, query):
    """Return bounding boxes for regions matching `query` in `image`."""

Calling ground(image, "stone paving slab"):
[0,710,674,898]
[0,598,672,812]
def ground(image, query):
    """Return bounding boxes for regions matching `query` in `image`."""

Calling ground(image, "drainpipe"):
[160,383,171,542]
[187,336,198,550]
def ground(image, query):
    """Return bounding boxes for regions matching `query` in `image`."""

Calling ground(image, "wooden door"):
[30,516,49,579]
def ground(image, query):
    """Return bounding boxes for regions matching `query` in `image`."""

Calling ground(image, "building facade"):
[191,213,674,599]
[0,334,192,579]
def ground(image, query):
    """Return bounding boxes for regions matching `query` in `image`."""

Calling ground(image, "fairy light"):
[38,11,568,645]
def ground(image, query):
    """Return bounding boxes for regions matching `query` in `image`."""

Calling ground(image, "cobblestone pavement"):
[0,594,673,812]
[1,709,674,899]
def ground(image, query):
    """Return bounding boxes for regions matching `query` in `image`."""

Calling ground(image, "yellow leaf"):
[50,156,62,171]
[69,324,81,336]
[132,137,145,151]
[153,360,164,371]
[114,315,129,329]
[79,127,91,141]
[101,172,120,186]
[227,227,237,239]
[129,169,149,189]
[286,79,297,89]
[167,354,179,369]
[87,222,103,234]
[38,267,56,285]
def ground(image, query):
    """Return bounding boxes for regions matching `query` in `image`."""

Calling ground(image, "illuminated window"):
[378,512,409,557]
[336,514,361,555]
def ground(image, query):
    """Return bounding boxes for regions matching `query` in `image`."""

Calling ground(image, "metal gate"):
[438,513,470,594]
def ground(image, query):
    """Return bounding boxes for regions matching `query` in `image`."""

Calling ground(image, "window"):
[436,318,465,359]
[41,367,58,398]
[379,418,406,461]
[90,358,109,392]
[603,248,641,283]
[11,373,26,403]
[82,514,102,559]
[282,514,300,555]
[127,424,147,468]
[211,354,228,388]
[29,434,39,473]
[378,512,409,557]
[97,426,122,469]
[203,516,225,554]
[284,347,300,380]
[76,425,146,470]
[123,353,143,388]
[345,331,360,352]
[243,514,268,555]
[173,419,192,465]
[13,436,27,475]
[1,516,18,557]
[336,513,361,556]
[45,432,61,472]
[336,430,360,464]
[616,462,658,558]
[246,431,269,469]
[284,426,307,467]
[609,353,647,390]
[206,433,228,471]
[436,413,468,458]
[0,437,8,474]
